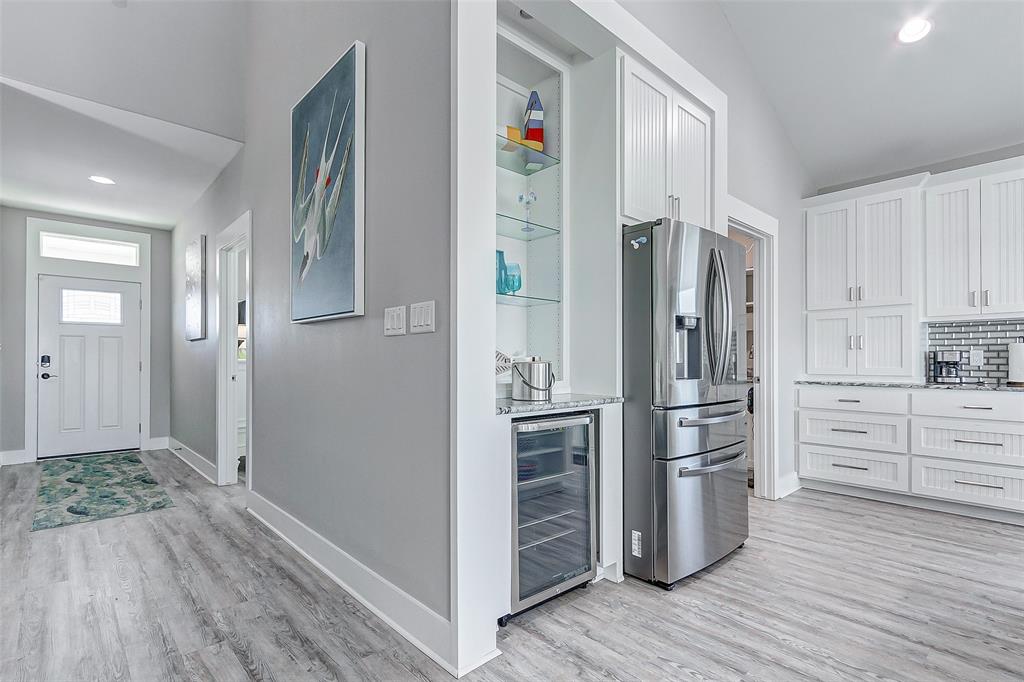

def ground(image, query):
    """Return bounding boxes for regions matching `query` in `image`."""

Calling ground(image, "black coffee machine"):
[928,350,966,384]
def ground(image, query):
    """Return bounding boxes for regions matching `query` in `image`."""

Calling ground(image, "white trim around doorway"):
[23,218,153,462]
[726,195,793,501]
[215,211,252,488]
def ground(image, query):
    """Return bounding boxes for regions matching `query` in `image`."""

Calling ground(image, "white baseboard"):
[775,471,802,499]
[245,491,457,676]
[0,449,33,466]
[144,436,170,451]
[800,479,1024,527]
[168,437,217,484]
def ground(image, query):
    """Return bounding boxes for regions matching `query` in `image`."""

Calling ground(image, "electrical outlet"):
[384,306,406,336]
[409,300,436,334]
[969,348,984,367]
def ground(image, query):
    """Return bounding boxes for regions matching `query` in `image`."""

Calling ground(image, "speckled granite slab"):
[496,393,623,415]
[795,380,1024,393]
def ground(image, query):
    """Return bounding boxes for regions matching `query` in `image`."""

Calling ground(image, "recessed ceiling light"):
[898,17,932,44]
[88,175,116,185]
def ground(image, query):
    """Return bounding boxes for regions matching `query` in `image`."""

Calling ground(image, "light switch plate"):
[970,348,984,367]
[384,306,406,336]
[410,300,436,334]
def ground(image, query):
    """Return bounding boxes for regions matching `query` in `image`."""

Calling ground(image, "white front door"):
[37,275,142,458]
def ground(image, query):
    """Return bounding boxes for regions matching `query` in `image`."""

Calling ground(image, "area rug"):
[31,451,174,531]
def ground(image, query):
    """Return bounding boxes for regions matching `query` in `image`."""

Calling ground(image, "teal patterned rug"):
[31,451,174,531]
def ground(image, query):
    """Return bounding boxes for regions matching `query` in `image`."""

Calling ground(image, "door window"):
[60,289,124,325]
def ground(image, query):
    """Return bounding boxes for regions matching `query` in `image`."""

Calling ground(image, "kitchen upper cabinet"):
[857,305,914,376]
[925,179,981,318]
[622,58,671,223]
[857,191,913,307]
[806,191,914,311]
[621,56,712,229]
[806,309,857,375]
[979,169,1024,315]
[807,306,914,377]
[671,92,711,229]
[806,201,856,310]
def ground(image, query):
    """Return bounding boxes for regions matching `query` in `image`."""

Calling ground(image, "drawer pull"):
[953,479,1004,490]
[962,405,994,410]
[953,438,1003,447]
[832,463,869,471]
[836,399,861,403]
[831,428,869,434]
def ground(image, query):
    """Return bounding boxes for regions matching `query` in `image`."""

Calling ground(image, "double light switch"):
[384,300,436,336]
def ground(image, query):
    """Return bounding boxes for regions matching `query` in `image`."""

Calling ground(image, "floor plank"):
[2,450,1022,681]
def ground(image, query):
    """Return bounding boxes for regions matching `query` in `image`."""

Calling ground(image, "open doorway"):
[216,211,252,487]
[726,197,781,500]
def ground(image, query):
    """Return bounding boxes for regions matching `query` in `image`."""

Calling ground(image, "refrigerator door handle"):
[677,451,747,477]
[677,409,747,427]
[704,251,719,382]
[714,249,733,385]
[513,415,594,433]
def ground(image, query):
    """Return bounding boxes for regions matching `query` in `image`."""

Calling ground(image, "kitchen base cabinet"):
[911,457,1024,512]
[799,443,909,492]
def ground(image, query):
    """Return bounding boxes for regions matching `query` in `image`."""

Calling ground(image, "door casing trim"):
[24,217,152,462]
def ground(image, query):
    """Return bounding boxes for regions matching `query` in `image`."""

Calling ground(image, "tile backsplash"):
[927,319,1024,381]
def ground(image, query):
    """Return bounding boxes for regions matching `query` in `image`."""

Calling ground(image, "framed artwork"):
[184,235,206,340]
[291,40,365,322]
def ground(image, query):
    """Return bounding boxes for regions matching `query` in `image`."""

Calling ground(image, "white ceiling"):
[0,79,242,229]
[0,0,247,228]
[719,0,1024,189]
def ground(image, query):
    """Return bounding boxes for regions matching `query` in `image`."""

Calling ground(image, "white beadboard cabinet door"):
[856,305,915,377]
[925,180,981,317]
[979,169,1024,316]
[671,91,711,229]
[621,57,672,224]
[856,190,913,307]
[806,309,857,375]
[806,201,856,311]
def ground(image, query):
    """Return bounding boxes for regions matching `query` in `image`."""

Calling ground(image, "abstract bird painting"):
[291,41,365,322]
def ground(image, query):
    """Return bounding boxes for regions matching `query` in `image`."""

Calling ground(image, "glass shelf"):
[497,292,561,307]
[497,213,560,241]
[496,134,560,176]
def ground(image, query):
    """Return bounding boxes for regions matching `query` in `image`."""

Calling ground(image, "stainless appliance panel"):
[653,401,748,459]
[653,443,749,584]
[651,221,718,407]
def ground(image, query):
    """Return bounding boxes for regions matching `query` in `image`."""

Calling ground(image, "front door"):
[37,275,142,458]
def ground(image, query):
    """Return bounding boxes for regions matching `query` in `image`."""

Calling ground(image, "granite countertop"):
[796,380,1024,393]
[496,393,624,415]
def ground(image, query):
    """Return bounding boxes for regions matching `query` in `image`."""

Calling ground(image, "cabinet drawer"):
[799,444,908,492]
[910,457,1024,512]
[911,391,1023,422]
[798,387,908,415]
[911,417,1024,468]
[799,409,907,453]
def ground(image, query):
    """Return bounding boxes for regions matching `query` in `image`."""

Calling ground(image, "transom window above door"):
[60,289,124,325]
[39,231,140,267]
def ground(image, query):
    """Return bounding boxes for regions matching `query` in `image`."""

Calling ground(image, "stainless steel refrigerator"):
[622,218,750,587]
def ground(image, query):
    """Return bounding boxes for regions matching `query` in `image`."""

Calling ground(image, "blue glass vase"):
[496,250,509,294]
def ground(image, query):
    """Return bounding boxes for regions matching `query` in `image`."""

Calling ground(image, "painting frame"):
[185,234,207,341]
[289,40,366,323]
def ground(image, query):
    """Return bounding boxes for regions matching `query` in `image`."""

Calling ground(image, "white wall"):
[0,206,172,452]
[618,0,815,484]
[169,0,452,621]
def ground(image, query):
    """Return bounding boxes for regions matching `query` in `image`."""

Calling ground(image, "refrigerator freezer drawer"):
[654,401,748,459]
[653,444,749,584]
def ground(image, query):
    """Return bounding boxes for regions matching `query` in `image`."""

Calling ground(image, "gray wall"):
[0,206,172,451]
[170,1,452,618]
[619,1,816,481]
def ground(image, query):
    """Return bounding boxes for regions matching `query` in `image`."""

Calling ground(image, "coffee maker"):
[929,350,966,384]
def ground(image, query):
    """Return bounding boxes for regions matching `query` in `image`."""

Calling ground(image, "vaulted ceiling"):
[719,0,1024,190]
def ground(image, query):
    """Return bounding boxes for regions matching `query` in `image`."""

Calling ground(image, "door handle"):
[677,451,746,477]
[857,285,863,301]
[674,196,681,220]
[668,194,675,217]
[677,409,747,427]
[848,335,855,351]
[983,289,992,307]
[848,286,854,302]
[715,249,732,385]
[969,290,978,307]
[857,335,865,350]
[40,373,58,380]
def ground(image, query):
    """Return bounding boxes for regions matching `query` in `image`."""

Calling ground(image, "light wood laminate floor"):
[2,449,1023,681]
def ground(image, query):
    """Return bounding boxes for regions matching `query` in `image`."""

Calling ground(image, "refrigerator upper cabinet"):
[622,58,672,223]
[806,201,857,311]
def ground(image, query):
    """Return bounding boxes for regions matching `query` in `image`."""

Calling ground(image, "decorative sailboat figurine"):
[502,90,546,171]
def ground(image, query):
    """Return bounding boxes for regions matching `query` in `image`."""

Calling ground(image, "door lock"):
[40,373,58,380]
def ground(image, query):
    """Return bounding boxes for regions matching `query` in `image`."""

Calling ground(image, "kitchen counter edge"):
[795,380,1024,393]
[496,394,624,416]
